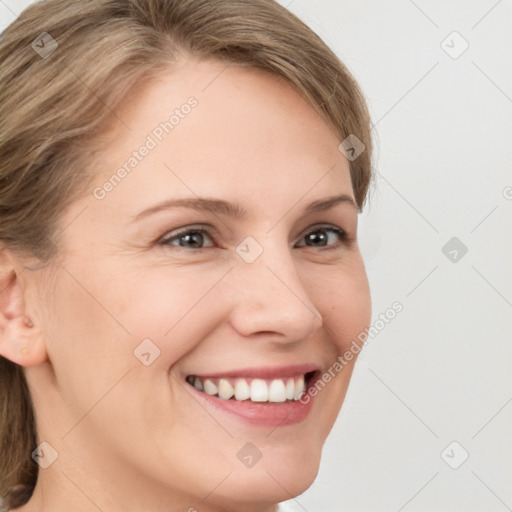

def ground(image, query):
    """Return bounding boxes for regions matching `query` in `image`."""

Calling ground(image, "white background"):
[1,1,511,511]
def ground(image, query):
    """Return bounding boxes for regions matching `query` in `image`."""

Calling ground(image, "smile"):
[183,363,321,428]
[185,373,311,403]
[183,366,320,427]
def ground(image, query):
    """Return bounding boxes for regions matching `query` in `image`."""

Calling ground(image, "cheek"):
[296,257,370,427]
[41,265,135,411]
[116,255,372,368]
[109,264,230,365]
[308,258,372,353]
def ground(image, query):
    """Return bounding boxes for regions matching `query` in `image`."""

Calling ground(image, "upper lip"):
[185,363,320,380]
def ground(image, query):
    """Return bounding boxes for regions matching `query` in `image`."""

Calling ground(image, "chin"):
[211,457,321,510]
[212,436,323,508]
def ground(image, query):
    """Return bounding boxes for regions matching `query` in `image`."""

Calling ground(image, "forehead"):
[89,58,353,216]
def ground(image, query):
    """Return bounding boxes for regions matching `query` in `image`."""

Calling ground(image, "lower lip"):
[186,380,316,428]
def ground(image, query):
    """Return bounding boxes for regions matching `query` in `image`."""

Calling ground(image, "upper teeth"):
[186,375,306,403]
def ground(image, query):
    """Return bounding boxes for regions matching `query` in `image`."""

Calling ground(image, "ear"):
[0,248,48,367]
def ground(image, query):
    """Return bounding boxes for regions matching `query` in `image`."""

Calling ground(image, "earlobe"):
[0,314,47,367]
[0,250,48,367]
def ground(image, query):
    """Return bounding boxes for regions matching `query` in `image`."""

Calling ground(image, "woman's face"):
[27,58,371,511]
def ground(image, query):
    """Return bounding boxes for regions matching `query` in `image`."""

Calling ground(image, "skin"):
[0,57,371,512]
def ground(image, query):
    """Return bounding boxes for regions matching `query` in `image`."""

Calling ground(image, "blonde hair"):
[0,0,373,508]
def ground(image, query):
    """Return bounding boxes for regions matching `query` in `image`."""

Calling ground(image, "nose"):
[227,246,323,343]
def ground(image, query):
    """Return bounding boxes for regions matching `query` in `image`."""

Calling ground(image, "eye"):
[295,226,349,250]
[157,224,351,252]
[158,227,216,249]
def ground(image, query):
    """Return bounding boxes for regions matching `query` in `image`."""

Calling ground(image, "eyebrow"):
[133,193,358,222]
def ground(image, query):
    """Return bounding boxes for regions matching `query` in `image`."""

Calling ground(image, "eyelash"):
[157,224,352,252]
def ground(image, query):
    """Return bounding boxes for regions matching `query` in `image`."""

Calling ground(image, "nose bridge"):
[228,239,323,339]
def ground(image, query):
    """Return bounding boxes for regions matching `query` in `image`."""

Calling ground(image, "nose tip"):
[227,262,323,342]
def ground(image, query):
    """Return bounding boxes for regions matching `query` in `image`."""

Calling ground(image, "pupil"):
[181,232,203,248]
[307,231,327,246]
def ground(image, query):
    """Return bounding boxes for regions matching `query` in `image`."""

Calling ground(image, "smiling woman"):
[0,1,373,511]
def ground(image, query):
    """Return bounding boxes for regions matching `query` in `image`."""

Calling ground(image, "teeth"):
[293,375,305,400]
[268,379,287,403]
[194,377,203,391]
[218,379,234,400]
[187,374,311,403]
[250,379,268,402]
[203,379,218,396]
[285,378,295,400]
[234,378,250,401]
